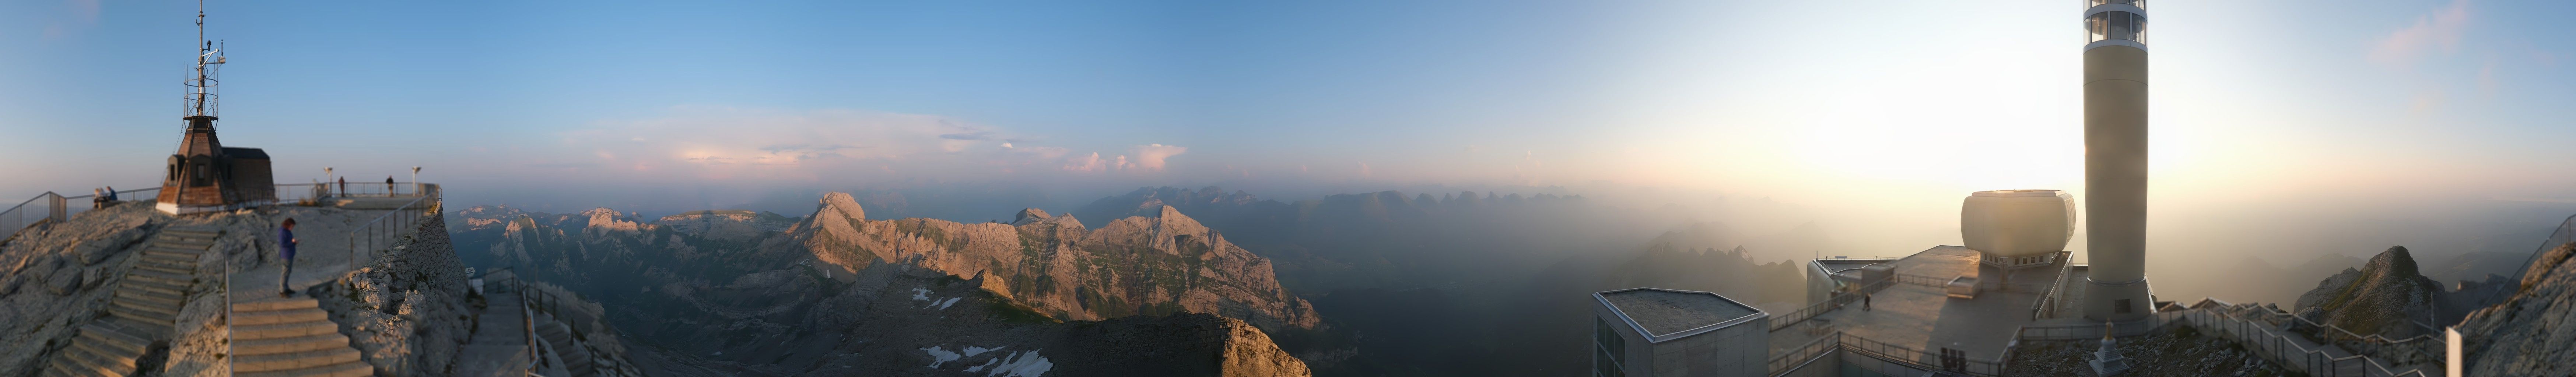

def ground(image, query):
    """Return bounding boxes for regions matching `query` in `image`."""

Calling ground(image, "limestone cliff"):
[2292,246,2447,339]
[444,193,1321,376]
[788,192,1319,329]
[2454,242,2576,376]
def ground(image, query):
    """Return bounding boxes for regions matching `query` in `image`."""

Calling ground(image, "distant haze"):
[6,0,2573,303]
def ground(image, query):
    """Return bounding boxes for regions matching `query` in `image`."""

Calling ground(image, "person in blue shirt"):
[279,218,300,296]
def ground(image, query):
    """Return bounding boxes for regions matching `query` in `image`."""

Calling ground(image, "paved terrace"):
[225,196,437,297]
[1767,246,2065,361]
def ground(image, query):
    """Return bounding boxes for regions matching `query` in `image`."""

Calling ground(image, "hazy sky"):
[4,1,2572,268]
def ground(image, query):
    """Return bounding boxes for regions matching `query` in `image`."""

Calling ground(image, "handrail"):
[1770,278,1895,331]
[2511,214,2576,282]
[345,184,439,272]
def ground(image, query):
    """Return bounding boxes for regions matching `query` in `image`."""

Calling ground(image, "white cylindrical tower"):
[2082,0,2153,321]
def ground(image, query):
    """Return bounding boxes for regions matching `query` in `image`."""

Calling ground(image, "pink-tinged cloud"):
[2368,0,2471,66]
[525,106,1184,183]
[1122,144,1187,171]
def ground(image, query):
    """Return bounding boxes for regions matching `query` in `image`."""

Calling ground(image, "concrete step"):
[234,297,320,312]
[45,356,119,377]
[76,323,151,356]
[51,346,132,377]
[236,307,329,326]
[113,286,186,307]
[119,278,189,297]
[67,340,139,371]
[161,228,222,239]
[108,299,179,319]
[135,253,197,269]
[123,269,193,286]
[134,261,193,276]
[107,304,176,325]
[149,238,215,249]
[236,360,371,377]
[146,248,207,259]
[235,332,351,355]
[233,347,361,373]
[235,319,338,339]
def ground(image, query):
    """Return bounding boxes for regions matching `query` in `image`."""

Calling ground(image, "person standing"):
[337,177,348,197]
[279,218,300,296]
[386,176,397,195]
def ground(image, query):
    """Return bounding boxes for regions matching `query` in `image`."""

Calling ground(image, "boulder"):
[73,224,152,265]
[46,268,83,296]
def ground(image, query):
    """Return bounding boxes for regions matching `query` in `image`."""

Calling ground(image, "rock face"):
[2455,242,2576,376]
[794,192,1318,329]
[445,193,1319,376]
[2292,246,2447,338]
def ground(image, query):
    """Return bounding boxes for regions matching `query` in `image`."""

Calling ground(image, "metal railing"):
[1,187,162,245]
[1770,278,1895,331]
[2174,304,2440,377]
[1766,331,2008,376]
[346,183,441,272]
[2512,214,2576,282]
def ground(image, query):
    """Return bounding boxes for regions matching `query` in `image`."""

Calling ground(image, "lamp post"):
[410,166,421,196]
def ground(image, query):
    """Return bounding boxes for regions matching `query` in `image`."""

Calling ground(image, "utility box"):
[1946,276,1980,299]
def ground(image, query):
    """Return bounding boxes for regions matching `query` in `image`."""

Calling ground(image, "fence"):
[2175,305,2439,377]
[346,184,441,272]
[1770,279,1895,331]
[1,187,163,245]
[1765,331,2007,377]
[2513,214,2576,282]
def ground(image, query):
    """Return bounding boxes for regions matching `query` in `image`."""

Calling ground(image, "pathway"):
[228,296,370,377]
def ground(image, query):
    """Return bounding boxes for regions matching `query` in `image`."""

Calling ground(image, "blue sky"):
[4,1,2573,265]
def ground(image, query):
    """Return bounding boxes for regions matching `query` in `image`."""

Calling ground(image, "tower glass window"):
[2086,11,2146,44]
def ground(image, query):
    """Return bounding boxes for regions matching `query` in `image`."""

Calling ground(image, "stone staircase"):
[230,296,371,377]
[534,312,596,377]
[41,226,219,377]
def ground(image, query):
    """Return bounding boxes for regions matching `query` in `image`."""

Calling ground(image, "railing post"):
[46,193,66,223]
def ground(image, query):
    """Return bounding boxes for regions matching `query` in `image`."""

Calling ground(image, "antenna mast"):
[184,0,225,120]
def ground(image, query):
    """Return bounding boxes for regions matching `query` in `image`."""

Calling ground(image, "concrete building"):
[1592,288,1769,377]
[2081,0,2156,323]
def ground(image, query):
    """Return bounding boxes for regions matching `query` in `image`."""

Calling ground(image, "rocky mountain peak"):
[1013,208,1052,225]
[2294,246,2445,338]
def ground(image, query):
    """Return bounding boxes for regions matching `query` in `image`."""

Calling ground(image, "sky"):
[4,0,2573,270]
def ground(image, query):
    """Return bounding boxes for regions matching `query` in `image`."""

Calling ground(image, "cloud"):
[939,131,997,140]
[528,107,1191,183]
[2368,0,2471,66]
[1122,144,1187,171]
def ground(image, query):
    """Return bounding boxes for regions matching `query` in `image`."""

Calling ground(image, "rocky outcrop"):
[444,193,1321,376]
[789,192,1319,329]
[2455,242,2576,376]
[654,210,794,242]
[2292,246,2446,339]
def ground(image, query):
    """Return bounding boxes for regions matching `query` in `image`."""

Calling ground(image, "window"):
[2115,299,2132,313]
[2086,11,2147,44]
[1594,319,1627,377]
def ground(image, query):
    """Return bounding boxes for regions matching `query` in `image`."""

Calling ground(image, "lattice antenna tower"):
[184,0,226,120]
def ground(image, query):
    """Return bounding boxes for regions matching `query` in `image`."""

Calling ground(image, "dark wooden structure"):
[155,114,273,214]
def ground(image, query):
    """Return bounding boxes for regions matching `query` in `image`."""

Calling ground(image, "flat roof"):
[1769,246,2070,360]
[1597,288,1765,342]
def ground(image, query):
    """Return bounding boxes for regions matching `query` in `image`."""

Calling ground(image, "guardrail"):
[2177,305,2439,377]
[346,183,441,272]
[1765,331,2008,376]
[0,187,162,245]
[1770,278,1896,331]
[2513,214,2576,282]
